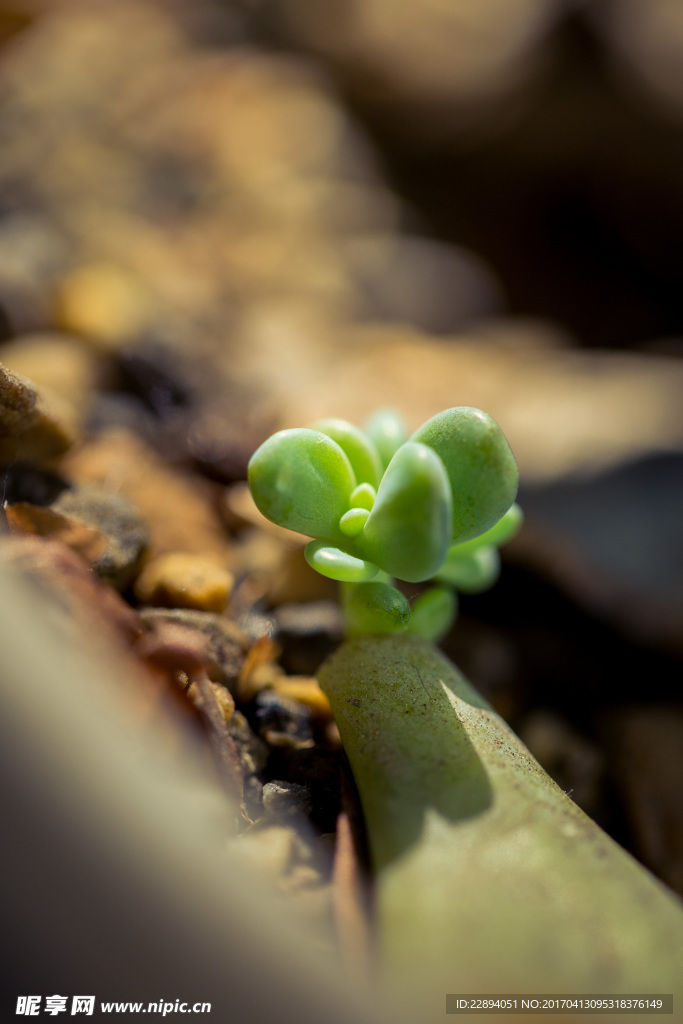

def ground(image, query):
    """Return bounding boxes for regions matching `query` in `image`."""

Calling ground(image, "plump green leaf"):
[305,539,378,582]
[407,585,458,642]
[412,407,518,543]
[363,409,408,470]
[248,428,355,539]
[339,507,370,537]
[350,482,376,511]
[448,502,524,556]
[342,581,410,636]
[358,442,452,582]
[436,545,500,592]
[312,418,383,489]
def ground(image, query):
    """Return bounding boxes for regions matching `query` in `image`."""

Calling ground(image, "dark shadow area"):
[318,12,683,349]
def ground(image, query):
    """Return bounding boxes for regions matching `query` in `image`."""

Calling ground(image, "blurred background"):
[1,0,682,1004]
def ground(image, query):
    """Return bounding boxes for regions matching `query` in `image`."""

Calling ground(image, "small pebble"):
[53,262,154,349]
[0,361,76,463]
[134,551,233,612]
[187,680,235,727]
[271,676,333,722]
[262,780,312,822]
[52,486,149,590]
[138,607,247,690]
[0,332,99,431]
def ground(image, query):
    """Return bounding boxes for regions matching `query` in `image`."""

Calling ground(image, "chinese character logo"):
[71,997,95,1016]
[16,996,41,1016]
[45,996,68,1016]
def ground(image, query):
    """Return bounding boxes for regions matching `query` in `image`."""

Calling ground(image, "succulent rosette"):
[248,407,521,589]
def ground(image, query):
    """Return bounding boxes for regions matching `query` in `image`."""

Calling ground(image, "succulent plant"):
[249,407,521,639]
[248,405,683,1007]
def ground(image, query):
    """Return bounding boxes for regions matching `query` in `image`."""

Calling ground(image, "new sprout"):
[248,407,522,639]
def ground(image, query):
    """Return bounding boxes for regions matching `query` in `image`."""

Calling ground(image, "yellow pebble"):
[54,262,152,349]
[271,676,333,720]
[135,552,233,613]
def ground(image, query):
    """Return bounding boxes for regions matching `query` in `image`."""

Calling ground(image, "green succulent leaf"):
[407,585,458,643]
[248,428,355,540]
[411,407,518,544]
[359,442,452,583]
[312,418,383,489]
[305,540,378,582]
[363,408,408,470]
[436,545,500,592]
[350,482,376,511]
[339,507,370,537]
[447,502,523,556]
[342,581,411,636]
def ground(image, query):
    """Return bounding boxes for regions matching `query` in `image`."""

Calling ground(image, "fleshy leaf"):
[312,418,383,489]
[407,586,458,642]
[305,540,378,582]
[248,428,355,539]
[363,409,408,470]
[447,502,523,556]
[350,482,376,510]
[436,545,500,592]
[339,507,370,537]
[342,581,410,636]
[358,442,452,582]
[411,407,518,544]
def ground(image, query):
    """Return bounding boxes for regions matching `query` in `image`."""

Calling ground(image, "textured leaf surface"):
[319,635,683,1003]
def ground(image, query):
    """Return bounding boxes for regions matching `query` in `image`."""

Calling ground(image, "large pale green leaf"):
[358,442,452,582]
[412,407,518,543]
[248,428,355,540]
[319,635,683,1012]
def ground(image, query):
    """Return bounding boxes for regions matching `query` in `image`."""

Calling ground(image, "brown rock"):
[0,332,99,430]
[5,502,108,565]
[0,362,76,463]
[52,486,149,590]
[138,607,248,692]
[62,429,232,561]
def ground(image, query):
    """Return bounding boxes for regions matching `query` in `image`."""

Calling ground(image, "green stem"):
[319,635,683,1005]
